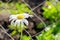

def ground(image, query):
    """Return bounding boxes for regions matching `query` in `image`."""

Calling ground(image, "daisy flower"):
[9,13,33,26]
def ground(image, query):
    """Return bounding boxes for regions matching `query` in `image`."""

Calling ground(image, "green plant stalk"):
[50,0,59,21]
[24,30,32,40]
[20,28,23,40]
[20,22,24,40]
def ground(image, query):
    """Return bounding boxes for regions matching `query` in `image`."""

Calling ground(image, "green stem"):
[20,29,22,40]
[20,22,24,40]
[50,0,59,21]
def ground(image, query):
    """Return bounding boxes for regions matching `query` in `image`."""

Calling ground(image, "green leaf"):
[22,35,30,40]
[10,30,17,36]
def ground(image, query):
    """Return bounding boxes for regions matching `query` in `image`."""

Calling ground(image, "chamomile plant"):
[42,1,60,22]
[42,1,57,21]
[36,30,55,40]
[0,2,33,15]
[10,3,33,15]
[9,13,33,40]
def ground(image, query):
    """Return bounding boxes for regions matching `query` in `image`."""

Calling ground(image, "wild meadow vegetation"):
[0,0,60,40]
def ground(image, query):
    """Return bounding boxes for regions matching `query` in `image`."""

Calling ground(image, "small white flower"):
[45,27,50,31]
[48,5,51,9]
[55,33,60,40]
[9,13,32,26]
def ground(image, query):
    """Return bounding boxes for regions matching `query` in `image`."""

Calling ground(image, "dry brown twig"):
[22,0,47,38]
[23,0,47,27]
[0,25,14,40]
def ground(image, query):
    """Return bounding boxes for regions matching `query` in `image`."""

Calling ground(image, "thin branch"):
[24,30,33,40]
[31,1,46,11]
[23,0,46,11]
[23,0,47,27]
[0,25,14,40]
[32,30,42,37]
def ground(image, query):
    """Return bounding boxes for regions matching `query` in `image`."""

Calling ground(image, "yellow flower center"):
[17,15,24,19]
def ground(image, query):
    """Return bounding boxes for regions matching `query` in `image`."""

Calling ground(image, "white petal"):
[20,21,24,28]
[9,17,16,21]
[10,15,15,18]
[14,20,21,26]
[22,19,28,26]
[9,18,13,21]
[23,13,30,18]
[9,15,17,21]
[11,19,15,25]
